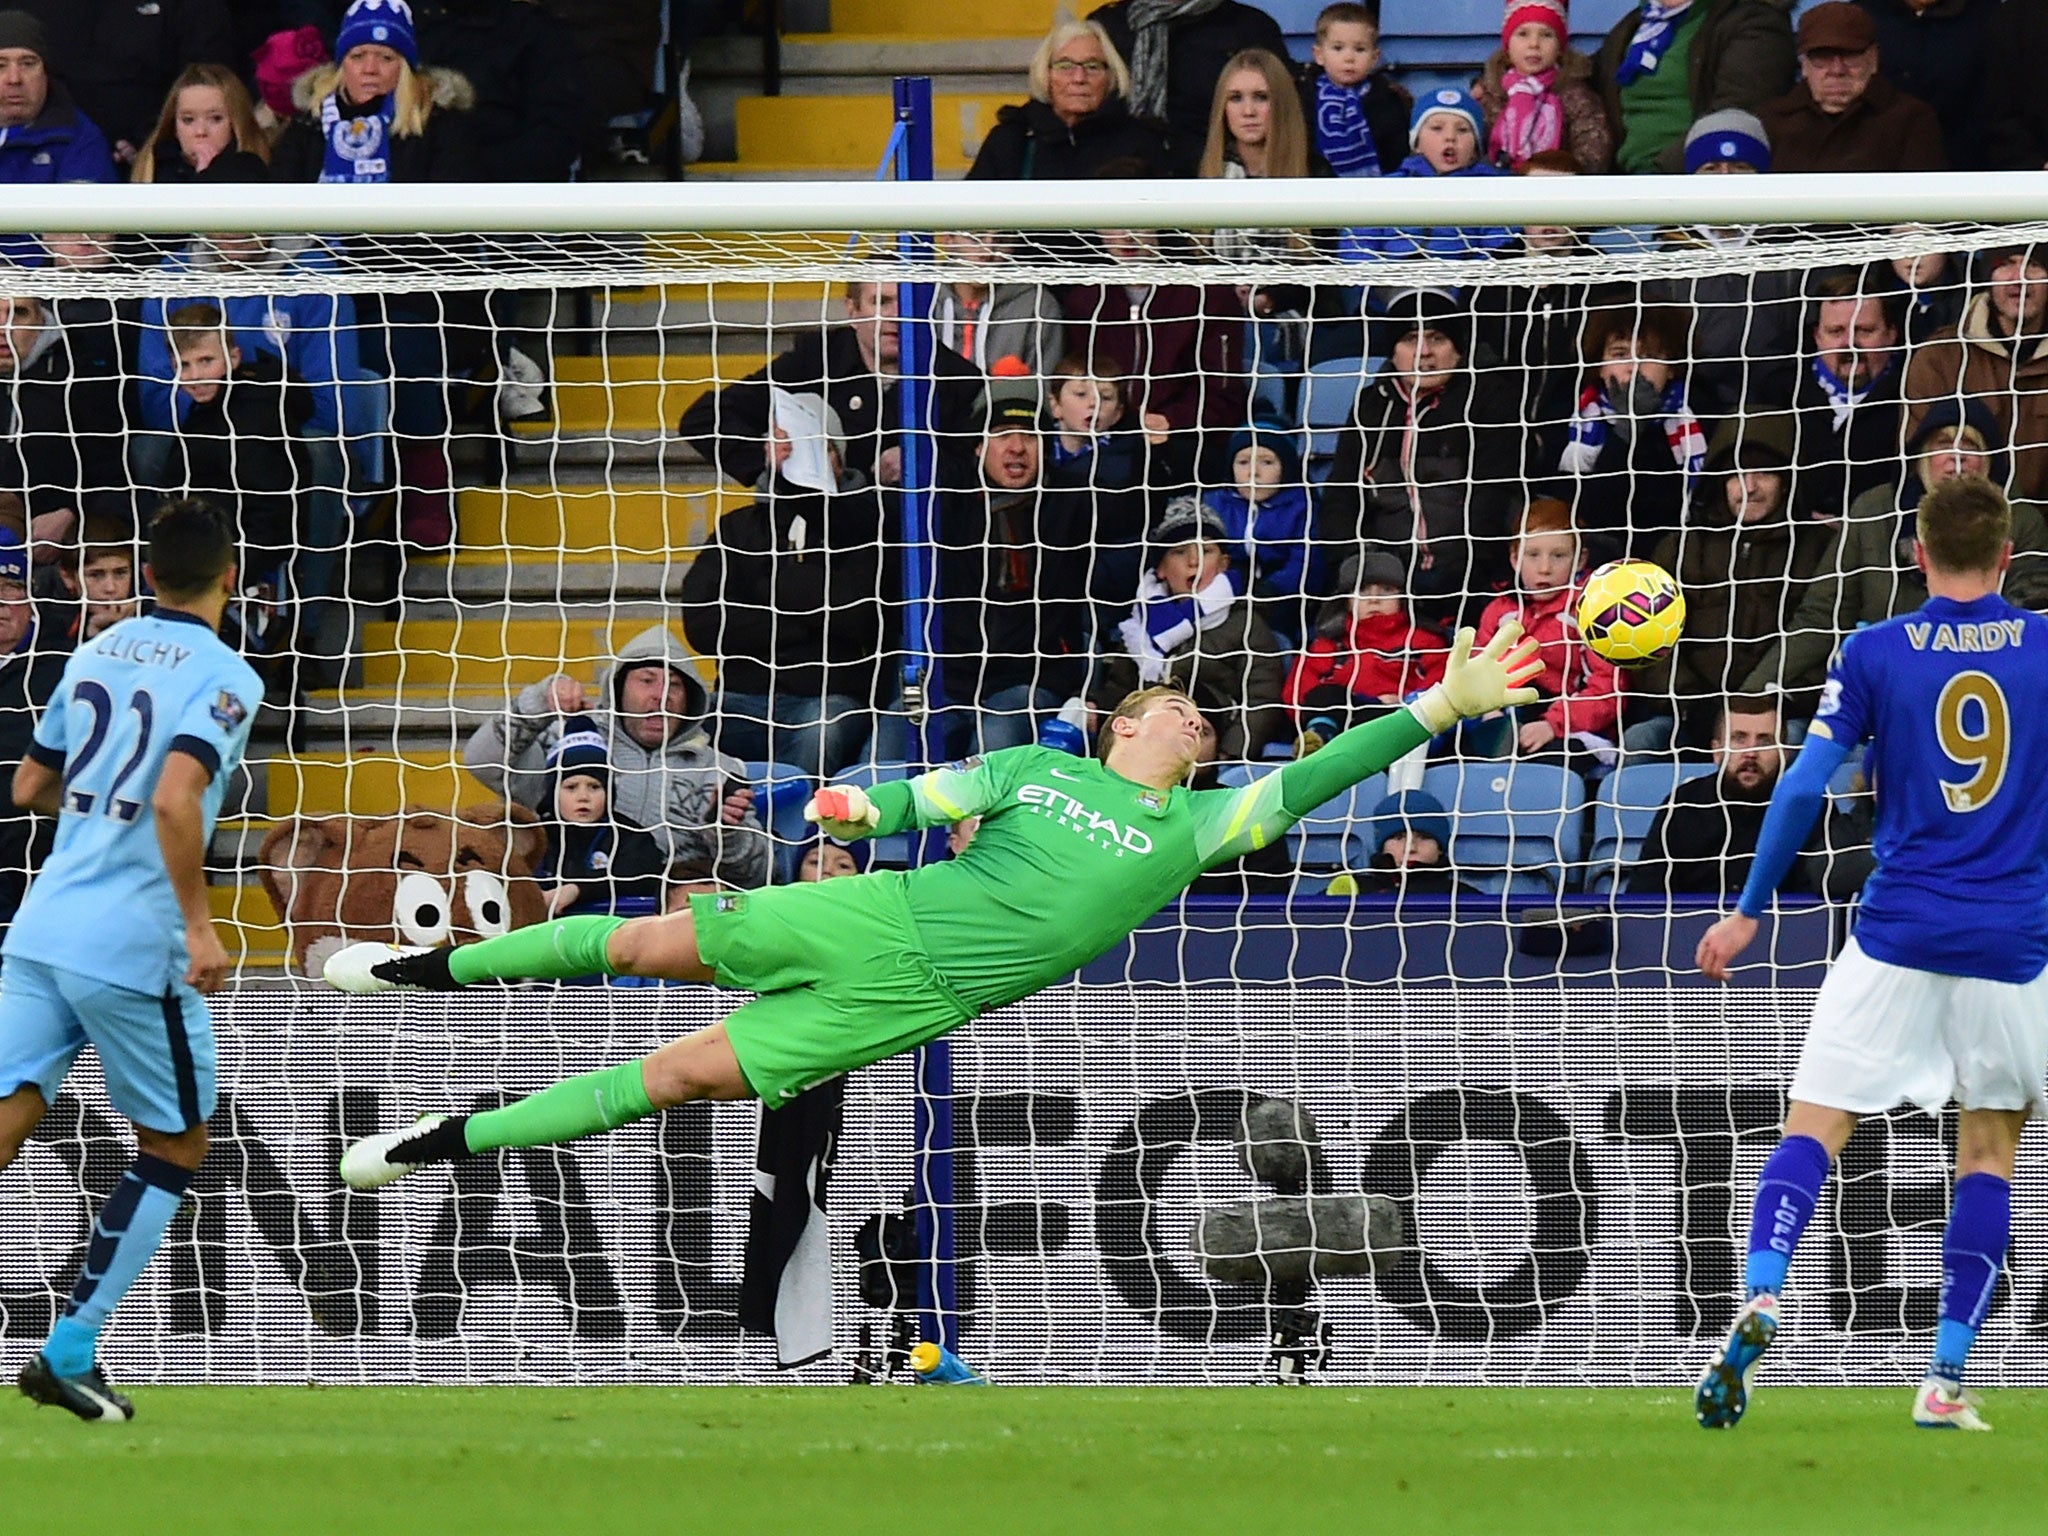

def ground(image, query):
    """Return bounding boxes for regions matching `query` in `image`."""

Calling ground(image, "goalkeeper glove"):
[803,784,881,839]
[1408,621,1544,735]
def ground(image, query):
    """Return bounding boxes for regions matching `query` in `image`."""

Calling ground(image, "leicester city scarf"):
[1315,76,1381,178]
[1613,0,1691,87]
[319,90,398,183]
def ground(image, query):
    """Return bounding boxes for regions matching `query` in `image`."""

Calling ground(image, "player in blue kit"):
[1693,476,2048,1434]
[0,501,261,1423]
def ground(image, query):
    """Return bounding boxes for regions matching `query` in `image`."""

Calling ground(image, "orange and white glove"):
[1409,620,1545,735]
[803,784,881,840]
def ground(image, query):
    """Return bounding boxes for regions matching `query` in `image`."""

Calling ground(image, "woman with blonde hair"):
[132,65,270,184]
[1199,48,1311,180]
[269,0,476,185]
[967,15,1168,181]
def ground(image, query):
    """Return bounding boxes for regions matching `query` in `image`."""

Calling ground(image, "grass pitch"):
[5,1386,2045,1534]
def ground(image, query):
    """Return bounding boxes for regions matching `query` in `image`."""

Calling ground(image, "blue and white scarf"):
[1117,567,1236,683]
[1315,76,1382,179]
[1613,0,1693,87]
[318,90,398,184]
[1810,355,1889,429]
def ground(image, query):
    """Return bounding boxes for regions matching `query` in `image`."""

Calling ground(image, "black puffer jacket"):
[416,0,589,181]
[18,0,234,153]
[966,95,1169,180]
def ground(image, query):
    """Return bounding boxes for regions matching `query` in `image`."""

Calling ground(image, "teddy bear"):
[257,801,550,975]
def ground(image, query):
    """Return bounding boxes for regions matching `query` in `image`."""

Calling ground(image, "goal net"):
[2,179,2047,1387]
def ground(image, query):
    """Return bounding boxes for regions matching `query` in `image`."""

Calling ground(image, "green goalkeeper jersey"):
[862,709,1432,1012]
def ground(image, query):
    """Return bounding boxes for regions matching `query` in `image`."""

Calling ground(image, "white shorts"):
[1790,937,2048,1119]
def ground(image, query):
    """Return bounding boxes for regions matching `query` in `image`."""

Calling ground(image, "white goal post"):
[0,176,2045,1388]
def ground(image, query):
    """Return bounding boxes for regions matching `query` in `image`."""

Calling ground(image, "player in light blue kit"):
[0,501,261,1423]
[1693,476,2048,1434]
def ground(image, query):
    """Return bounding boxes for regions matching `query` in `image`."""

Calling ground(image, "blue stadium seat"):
[1827,751,1868,800]
[1295,774,1391,869]
[828,761,914,868]
[1586,760,1718,893]
[1303,356,1367,467]
[744,760,819,882]
[1423,761,1586,891]
[1251,361,1295,425]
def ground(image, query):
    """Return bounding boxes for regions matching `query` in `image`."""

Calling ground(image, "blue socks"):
[1932,1172,2011,1387]
[41,1154,192,1379]
[1743,1134,1831,1298]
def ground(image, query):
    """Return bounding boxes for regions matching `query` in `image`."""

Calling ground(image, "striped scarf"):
[1613,0,1692,87]
[1118,566,1236,683]
[1560,378,1705,481]
[1489,68,1565,167]
[1123,0,1225,121]
[1315,75,1382,177]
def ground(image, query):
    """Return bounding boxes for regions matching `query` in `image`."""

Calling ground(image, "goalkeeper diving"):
[327,624,1541,1187]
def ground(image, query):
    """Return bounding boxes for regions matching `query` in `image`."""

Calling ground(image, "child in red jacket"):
[1284,550,1449,754]
[1474,498,1621,767]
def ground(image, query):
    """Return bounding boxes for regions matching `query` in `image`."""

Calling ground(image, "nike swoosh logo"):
[1923,1391,1967,1416]
[1049,769,1083,781]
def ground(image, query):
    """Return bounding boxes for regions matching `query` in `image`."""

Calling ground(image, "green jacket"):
[1739,484,2048,707]
[1595,0,1797,174]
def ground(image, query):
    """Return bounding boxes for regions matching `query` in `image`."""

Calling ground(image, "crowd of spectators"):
[2,0,2046,928]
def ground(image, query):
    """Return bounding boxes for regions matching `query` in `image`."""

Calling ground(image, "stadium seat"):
[1303,357,1367,470]
[1586,761,1718,893]
[744,761,819,882]
[1423,761,1586,891]
[828,761,914,867]
[1295,775,1391,869]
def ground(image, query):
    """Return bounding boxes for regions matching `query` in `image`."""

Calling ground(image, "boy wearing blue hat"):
[1353,789,1466,895]
[1341,88,1514,260]
[1201,426,1318,642]
[536,717,671,917]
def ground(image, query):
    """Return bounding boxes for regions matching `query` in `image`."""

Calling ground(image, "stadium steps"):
[445,482,738,555]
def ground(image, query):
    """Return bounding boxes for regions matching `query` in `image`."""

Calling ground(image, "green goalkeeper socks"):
[446,914,627,985]
[462,1059,657,1153]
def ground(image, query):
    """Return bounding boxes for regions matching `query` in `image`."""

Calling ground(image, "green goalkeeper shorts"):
[689,872,976,1109]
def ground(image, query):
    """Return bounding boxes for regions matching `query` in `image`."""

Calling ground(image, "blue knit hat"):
[1684,109,1771,174]
[1409,87,1484,150]
[0,529,25,587]
[1371,791,1451,856]
[1227,425,1304,485]
[336,0,418,68]
[546,715,610,800]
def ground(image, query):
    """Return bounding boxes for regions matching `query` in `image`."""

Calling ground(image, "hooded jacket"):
[0,79,115,185]
[269,64,481,184]
[1901,291,2048,500]
[966,93,1170,181]
[1740,399,2048,702]
[677,475,892,702]
[138,238,371,441]
[462,625,771,889]
[1594,0,1797,174]
[1645,414,1833,717]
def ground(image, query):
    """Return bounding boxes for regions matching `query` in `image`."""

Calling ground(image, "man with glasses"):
[1757,1,1943,173]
